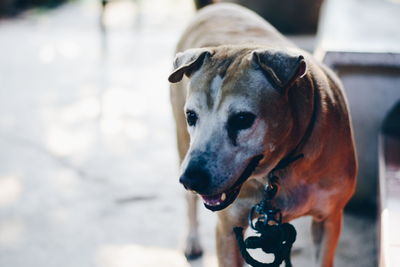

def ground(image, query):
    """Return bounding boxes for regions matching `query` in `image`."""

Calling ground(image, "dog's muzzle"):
[180,154,264,212]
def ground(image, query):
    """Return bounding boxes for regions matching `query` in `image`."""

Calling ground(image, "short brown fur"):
[169,3,357,267]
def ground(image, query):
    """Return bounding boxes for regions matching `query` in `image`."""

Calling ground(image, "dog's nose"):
[179,163,210,193]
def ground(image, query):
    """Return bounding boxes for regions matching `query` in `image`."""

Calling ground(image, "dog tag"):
[234,193,297,267]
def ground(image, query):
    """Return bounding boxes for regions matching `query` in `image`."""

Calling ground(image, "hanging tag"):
[234,194,297,267]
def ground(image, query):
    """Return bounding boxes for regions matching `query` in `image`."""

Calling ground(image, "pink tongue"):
[201,193,222,205]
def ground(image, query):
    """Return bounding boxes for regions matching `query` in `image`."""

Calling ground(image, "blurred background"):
[0,0,399,266]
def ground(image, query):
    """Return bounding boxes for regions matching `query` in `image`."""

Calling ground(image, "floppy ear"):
[252,49,307,93]
[168,48,211,83]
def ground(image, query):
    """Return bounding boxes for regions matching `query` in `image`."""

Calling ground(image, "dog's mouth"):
[200,154,264,211]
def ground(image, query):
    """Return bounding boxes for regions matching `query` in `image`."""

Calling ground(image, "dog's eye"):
[186,110,198,126]
[228,112,256,131]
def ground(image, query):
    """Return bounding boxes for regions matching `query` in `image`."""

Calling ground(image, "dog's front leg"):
[184,192,203,259]
[312,210,343,267]
[216,216,245,267]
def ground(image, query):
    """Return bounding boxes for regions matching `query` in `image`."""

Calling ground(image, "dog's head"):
[168,46,308,211]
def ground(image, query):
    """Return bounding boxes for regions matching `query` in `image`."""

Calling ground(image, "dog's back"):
[176,3,293,52]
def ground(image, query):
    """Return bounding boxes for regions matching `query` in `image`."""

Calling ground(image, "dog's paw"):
[184,235,203,261]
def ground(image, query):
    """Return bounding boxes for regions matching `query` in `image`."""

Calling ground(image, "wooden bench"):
[379,102,400,267]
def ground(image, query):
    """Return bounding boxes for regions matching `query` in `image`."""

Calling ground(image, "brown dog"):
[169,3,357,267]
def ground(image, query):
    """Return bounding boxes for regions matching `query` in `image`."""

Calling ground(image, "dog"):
[169,3,357,267]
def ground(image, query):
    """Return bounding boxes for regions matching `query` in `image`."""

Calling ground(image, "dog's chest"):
[274,182,313,220]
[274,182,339,221]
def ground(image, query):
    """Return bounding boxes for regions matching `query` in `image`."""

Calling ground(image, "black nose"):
[179,163,210,193]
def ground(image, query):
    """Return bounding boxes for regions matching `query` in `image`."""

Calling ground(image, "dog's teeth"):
[221,193,226,201]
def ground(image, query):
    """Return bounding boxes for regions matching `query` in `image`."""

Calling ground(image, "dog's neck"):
[285,76,319,161]
[258,74,319,187]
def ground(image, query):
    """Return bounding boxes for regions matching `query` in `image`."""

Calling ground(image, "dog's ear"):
[168,48,212,83]
[252,50,307,93]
